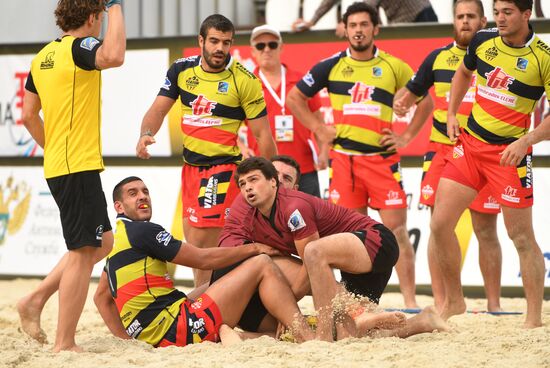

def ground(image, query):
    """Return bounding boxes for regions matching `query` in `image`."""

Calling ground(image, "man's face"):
[273,161,299,190]
[114,180,152,221]
[493,1,531,39]
[453,1,487,47]
[344,12,379,53]
[238,169,277,209]
[199,28,233,72]
[251,33,281,70]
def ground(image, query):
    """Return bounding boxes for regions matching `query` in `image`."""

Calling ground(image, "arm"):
[95,4,126,70]
[247,115,277,159]
[291,0,338,32]
[21,90,45,148]
[500,114,550,166]
[393,87,419,117]
[288,232,320,299]
[287,86,335,147]
[136,95,175,159]
[447,63,474,142]
[380,93,434,151]
[171,242,282,270]
[312,109,330,170]
[93,272,131,339]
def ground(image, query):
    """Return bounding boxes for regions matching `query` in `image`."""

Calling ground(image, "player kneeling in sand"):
[93,176,315,347]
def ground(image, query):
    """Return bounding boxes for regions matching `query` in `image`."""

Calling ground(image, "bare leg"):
[470,210,502,312]
[368,306,450,338]
[379,208,418,308]
[355,311,407,336]
[431,179,476,320]
[219,324,243,347]
[183,218,221,287]
[18,231,112,345]
[206,255,315,342]
[501,206,543,328]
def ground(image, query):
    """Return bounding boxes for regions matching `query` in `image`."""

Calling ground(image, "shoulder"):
[469,28,499,50]
[377,49,408,66]
[279,189,314,215]
[169,55,200,73]
[232,60,259,80]
[533,36,550,58]
[317,50,346,69]
[124,220,168,244]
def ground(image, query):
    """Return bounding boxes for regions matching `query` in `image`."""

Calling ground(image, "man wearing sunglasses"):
[136,14,277,288]
[244,25,328,197]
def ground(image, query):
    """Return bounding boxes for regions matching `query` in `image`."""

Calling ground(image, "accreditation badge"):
[275,115,294,142]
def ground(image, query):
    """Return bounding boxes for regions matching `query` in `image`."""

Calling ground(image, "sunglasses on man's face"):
[254,41,279,51]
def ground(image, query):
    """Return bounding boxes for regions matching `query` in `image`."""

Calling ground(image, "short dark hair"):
[235,157,279,186]
[113,176,143,202]
[55,0,105,32]
[454,0,485,17]
[494,0,533,12]
[343,2,379,27]
[199,14,235,39]
[271,155,301,184]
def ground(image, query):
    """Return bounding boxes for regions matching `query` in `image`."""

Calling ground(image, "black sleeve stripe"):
[72,37,101,71]
[25,71,37,93]
[406,46,444,96]
[296,51,344,97]
[433,69,455,84]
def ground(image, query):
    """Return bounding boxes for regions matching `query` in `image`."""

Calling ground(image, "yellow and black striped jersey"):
[105,215,185,346]
[407,42,476,145]
[26,36,104,178]
[463,27,550,144]
[296,47,414,155]
[159,55,267,166]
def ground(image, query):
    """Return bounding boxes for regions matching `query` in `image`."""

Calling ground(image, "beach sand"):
[1,278,549,368]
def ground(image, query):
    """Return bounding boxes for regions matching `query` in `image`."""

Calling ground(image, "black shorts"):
[210,260,268,332]
[298,171,321,198]
[340,223,399,304]
[47,170,111,250]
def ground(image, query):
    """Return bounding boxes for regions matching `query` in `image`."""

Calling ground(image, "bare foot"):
[219,324,243,347]
[522,319,543,329]
[52,344,84,353]
[419,306,451,333]
[355,311,406,336]
[440,300,466,321]
[487,304,502,313]
[17,296,47,344]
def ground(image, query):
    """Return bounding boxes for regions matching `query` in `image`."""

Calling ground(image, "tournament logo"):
[372,67,382,77]
[330,189,340,204]
[217,81,229,93]
[341,66,354,78]
[40,51,55,70]
[516,57,528,71]
[303,72,315,87]
[348,82,374,103]
[190,95,217,116]
[161,77,171,91]
[80,37,100,51]
[421,184,434,200]
[155,230,172,246]
[0,176,30,246]
[446,55,460,67]
[288,209,306,232]
[484,67,514,90]
[185,76,199,90]
[484,46,498,61]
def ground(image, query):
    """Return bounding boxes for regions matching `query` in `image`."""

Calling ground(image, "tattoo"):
[140,129,153,137]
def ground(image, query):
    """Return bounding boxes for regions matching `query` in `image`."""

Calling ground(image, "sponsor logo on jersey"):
[501,185,519,203]
[303,72,315,87]
[524,154,532,189]
[372,66,382,77]
[203,176,218,209]
[421,184,434,200]
[190,297,203,310]
[484,46,498,61]
[126,319,143,338]
[80,37,100,51]
[536,39,550,56]
[446,54,460,67]
[384,190,403,206]
[40,51,55,70]
[288,209,306,232]
[161,77,171,91]
[189,317,206,334]
[516,57,528,71]
[95,225,104,240]
[190,95,217,115]
[348,82,374,103]
[186,76,199,90]
[341,66,354,78]
[483,195,500,210]
[330,189,340,204]
[485,67,514,90]
[217,81,229,93]
[155,230,172,246]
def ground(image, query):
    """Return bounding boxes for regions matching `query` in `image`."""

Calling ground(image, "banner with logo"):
[0,49,172,157]
[0,165,549,287]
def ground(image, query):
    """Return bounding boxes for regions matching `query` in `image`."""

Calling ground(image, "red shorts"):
[421,141,500,214]
[441,132,533,208]
[329,150,407,210]
[182,163,240,227]
[157,294,222,347]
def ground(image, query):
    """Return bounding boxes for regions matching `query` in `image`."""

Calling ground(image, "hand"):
[315,124,336,146]
[136,134,155,159]
[316,149,329,170]
[379,128,408,151]
[105,0,121,8]
[500,137,529,167]
[393,95,411,118]
[254,243,283,257]
[447,115,460,143]
[292,19,312,32]
[335,22,346,38]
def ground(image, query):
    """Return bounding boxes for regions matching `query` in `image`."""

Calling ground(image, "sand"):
[1,278,549,368]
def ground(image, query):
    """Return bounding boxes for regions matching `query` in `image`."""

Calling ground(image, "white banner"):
[0,49,172,157]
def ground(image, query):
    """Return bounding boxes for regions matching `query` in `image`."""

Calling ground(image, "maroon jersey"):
[220,187,382,260]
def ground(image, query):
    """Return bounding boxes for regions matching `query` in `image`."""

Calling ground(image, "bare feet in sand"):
[355,311,407,334]
[17,296,47,344]
[439,300,466,321]
[219,324,243,347]
[419,306,451,333]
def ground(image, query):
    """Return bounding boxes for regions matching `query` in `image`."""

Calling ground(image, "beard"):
[349,41,371,52]
[202,46,227,70]
[454,29,475,48]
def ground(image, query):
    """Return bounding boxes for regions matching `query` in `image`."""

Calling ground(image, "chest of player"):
[251,213,298,255]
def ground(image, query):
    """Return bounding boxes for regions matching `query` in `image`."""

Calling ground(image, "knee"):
[506,227,534,253]
[303,241,326,268]
[473,225,498,245]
